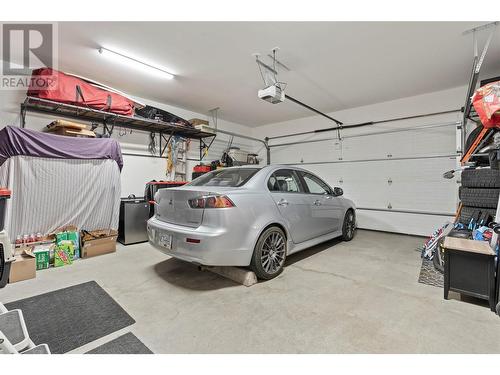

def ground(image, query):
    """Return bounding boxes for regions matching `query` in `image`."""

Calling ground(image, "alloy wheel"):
[345,212,355,239]
[260,231,286,274]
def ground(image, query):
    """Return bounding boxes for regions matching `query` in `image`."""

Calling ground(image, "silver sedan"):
[147,165,356,279]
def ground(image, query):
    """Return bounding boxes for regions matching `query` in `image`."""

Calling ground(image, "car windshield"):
[189,168,260,187]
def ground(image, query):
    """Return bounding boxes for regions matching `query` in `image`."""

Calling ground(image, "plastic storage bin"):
[0,188,11,232]
[0,231,14,288]
[0,188,12,288]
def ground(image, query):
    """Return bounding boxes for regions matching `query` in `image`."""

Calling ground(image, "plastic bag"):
[472,81,500,128]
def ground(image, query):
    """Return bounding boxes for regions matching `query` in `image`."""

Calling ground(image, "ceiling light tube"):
[98,47,174,80]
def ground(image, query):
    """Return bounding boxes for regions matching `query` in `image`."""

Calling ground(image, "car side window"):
[268,170,302,193]
[301,172,332,195]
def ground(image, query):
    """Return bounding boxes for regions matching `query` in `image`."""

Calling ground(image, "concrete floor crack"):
[289,264,357,283]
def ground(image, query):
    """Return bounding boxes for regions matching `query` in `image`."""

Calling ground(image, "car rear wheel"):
[342,210,356,241]
[250,227,287,280]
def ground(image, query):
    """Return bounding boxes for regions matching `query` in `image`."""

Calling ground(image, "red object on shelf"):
[472,81,500,128]
[0,188,11,198]
[193,165,211,173]
[27,68,135,116]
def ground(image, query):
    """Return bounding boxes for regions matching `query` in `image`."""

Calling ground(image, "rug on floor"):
[418,258,443,288]
[85,332,153,354]
[5,280,135,354]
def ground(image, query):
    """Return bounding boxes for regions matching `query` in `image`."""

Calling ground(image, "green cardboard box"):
[33,248,50,270]
[55,231,68,244]
[55,229,79,260]
[66,231,80,259]
[54,241,74,267]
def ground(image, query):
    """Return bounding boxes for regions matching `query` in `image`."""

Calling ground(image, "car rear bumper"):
[147,216,253,266]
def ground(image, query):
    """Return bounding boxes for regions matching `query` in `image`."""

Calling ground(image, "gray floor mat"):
[0,310,25,345]
[418,258,443,288]
[5,281,135,353]
[86,332,153,354]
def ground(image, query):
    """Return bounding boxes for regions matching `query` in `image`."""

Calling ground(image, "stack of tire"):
[458,169,500,224]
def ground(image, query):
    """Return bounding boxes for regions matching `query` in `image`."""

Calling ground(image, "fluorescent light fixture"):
[98,47,174,80]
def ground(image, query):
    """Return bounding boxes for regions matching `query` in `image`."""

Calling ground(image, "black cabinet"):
[443,236,496,311]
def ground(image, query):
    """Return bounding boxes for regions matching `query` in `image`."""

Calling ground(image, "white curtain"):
[0,156,121,240]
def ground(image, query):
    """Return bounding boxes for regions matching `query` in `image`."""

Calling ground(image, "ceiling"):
[51,22,500,126]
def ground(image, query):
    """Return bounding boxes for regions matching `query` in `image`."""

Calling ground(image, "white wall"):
[0,90,259,197]
[251,86,469,236]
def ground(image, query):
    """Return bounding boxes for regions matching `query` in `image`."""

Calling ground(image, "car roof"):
[221,164,308,172]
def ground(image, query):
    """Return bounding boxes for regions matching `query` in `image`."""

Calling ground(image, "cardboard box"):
[53,225,80,259]
[9,254,36,283]
[189,118,209,126]
[33,246,51,270]
[66,231,80,259]
[54,241,74,267]
[81,231,118,258]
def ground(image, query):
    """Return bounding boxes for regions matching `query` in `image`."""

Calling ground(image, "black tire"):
[458,205,497,224]
[465,125,484,154]
[459,187,500,209]
[342,210,356,241]
[250,226,287,280]
[461,169,500,188]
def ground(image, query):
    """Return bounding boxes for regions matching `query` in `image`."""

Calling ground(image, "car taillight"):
[188,195,235,209]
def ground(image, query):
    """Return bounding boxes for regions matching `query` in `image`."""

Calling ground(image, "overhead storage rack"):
[20,96,217,159]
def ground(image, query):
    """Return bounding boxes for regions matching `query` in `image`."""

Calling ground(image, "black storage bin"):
[0,188,11,232]
[0,243,13,288]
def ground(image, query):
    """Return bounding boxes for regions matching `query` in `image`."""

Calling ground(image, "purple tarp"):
[0,126,123,171]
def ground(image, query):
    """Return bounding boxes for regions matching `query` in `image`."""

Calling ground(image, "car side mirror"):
[332,187,343,197]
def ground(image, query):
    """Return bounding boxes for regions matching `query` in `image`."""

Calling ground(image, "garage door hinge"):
[387,178,393,185]
[387,203,393,209]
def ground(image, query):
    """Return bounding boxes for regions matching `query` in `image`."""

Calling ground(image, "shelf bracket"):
[159,132,174,158]
[200,135,216,161]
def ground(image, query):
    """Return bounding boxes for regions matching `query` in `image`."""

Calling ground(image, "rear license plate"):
[159,233,173,250]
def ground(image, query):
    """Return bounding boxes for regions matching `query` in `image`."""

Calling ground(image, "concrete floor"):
[1,229,499,353]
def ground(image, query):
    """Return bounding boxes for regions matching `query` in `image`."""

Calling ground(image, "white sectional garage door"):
[268,119,460,236]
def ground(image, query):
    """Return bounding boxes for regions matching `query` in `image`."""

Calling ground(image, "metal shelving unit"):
[20,96,217,159]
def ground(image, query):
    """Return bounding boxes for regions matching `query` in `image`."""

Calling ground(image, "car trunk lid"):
[154,186,239,228]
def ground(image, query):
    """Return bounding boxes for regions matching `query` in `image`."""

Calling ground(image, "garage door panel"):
[340,126,455,161]
[271,142,338,164]
[357,210,454,236]
[293,157,458,214]
[303,163,389,208]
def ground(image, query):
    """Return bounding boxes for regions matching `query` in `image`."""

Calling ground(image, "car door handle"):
[314,200,322,206]
[277,199,289,207]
